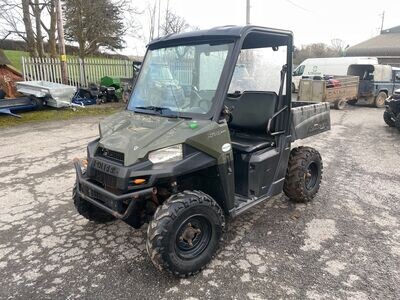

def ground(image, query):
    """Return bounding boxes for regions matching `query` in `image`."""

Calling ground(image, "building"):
[346,25,400,67]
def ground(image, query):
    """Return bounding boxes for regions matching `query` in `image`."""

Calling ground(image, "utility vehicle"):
[384,88,400,131]
[73,26,331,277]
[346,64,400,108]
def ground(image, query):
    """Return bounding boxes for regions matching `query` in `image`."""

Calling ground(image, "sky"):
[124,0,399,56]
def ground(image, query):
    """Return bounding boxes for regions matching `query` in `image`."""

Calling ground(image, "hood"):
[98,111,213,166]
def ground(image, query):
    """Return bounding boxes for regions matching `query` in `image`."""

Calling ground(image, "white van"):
[292,57,378,92]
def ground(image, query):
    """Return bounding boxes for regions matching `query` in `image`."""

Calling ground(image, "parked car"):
[292,57,378,92]
[347,64,400,108]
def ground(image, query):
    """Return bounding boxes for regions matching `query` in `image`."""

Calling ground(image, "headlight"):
[148,144,183,164]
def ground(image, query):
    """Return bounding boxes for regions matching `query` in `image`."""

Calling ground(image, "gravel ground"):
[0,106,399,300]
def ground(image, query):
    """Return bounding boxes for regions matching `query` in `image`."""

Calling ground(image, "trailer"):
[16,81,76,108]
[297,75,359,109]
[0,97,38,117]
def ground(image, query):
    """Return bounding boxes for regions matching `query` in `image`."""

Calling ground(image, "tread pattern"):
[395,114,400,132]
[73,183,115,223]
[146,190,225,277]
[283,146,323,203]
[383,111,396,127]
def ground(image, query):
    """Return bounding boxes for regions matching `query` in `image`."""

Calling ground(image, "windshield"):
[127,42,232,117]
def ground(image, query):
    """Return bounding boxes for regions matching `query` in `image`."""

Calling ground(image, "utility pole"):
[380,11,385,33]
[246,0,251,25]
[56,0,67,84]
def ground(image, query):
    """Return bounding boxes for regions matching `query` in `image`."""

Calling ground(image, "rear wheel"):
[334,99,346,110]
[146,190,224,277]
[375,92,387,108]
[284,146,323,203]
[73,182,116,223]
[383,111,396,127]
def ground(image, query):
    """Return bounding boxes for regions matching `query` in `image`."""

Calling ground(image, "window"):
[128,43,231,116]
[394,71,400,82]
[293,65,305,76]
[228,46,287,94]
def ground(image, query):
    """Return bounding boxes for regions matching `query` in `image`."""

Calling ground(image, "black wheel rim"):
[305,162,319,190]
[175,215,212,260]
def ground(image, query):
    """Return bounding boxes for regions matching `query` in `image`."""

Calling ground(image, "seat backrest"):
[224,91,277,133]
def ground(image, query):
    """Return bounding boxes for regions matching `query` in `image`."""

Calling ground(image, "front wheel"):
[283,147,323,203]
[146,190,225,277]
[375,92,387,108]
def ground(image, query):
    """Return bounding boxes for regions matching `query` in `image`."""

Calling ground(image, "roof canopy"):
[346,25,400,57]
[148,25,292,50]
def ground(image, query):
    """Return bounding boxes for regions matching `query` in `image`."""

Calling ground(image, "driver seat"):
[224,91,277,153]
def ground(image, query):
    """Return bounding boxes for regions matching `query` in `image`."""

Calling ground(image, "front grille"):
[96,147,124,163]
[92,169,117,188]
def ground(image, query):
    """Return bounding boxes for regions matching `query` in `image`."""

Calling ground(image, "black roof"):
[148,25,292,49]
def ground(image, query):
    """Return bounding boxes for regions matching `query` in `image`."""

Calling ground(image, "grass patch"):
[3,50,28,71]
[0,104,123,128]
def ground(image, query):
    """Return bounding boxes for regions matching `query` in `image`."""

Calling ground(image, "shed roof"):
[346,25,400,57]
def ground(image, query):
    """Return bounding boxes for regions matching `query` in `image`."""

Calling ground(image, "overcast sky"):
[125,0,399,56]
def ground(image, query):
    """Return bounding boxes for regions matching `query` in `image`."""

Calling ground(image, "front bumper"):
[74,160,154,220]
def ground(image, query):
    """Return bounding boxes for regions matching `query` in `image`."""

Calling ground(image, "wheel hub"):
[179,223,201,246]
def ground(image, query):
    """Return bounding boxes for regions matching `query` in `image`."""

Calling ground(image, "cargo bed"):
[291,101,331,141]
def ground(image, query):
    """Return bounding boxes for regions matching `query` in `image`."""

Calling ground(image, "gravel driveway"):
[1,106,399,299]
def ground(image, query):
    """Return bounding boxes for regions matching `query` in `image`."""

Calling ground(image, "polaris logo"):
[93,160,119,175]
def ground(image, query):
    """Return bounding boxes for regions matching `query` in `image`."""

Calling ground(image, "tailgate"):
[290,102,331,141]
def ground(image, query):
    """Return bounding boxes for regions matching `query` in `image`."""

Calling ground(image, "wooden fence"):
[21,57,134,87]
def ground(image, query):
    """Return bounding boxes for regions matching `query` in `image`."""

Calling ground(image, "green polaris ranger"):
[73,25,331,277]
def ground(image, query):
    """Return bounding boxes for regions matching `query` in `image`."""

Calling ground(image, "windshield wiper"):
[134,106,179,118]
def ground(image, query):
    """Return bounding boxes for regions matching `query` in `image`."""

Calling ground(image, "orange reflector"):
[132,178,146,185]
[81,159,88,168]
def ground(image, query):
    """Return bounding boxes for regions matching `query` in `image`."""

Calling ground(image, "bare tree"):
[0,0,58,58]
[331,38,345,56]
[32,0,45,57]
[22,0,38,57]
[161,10,189,35]
[41,0,57,58]
[147,0,157,43]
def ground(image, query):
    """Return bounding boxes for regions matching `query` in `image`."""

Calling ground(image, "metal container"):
[16,81,76,108]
